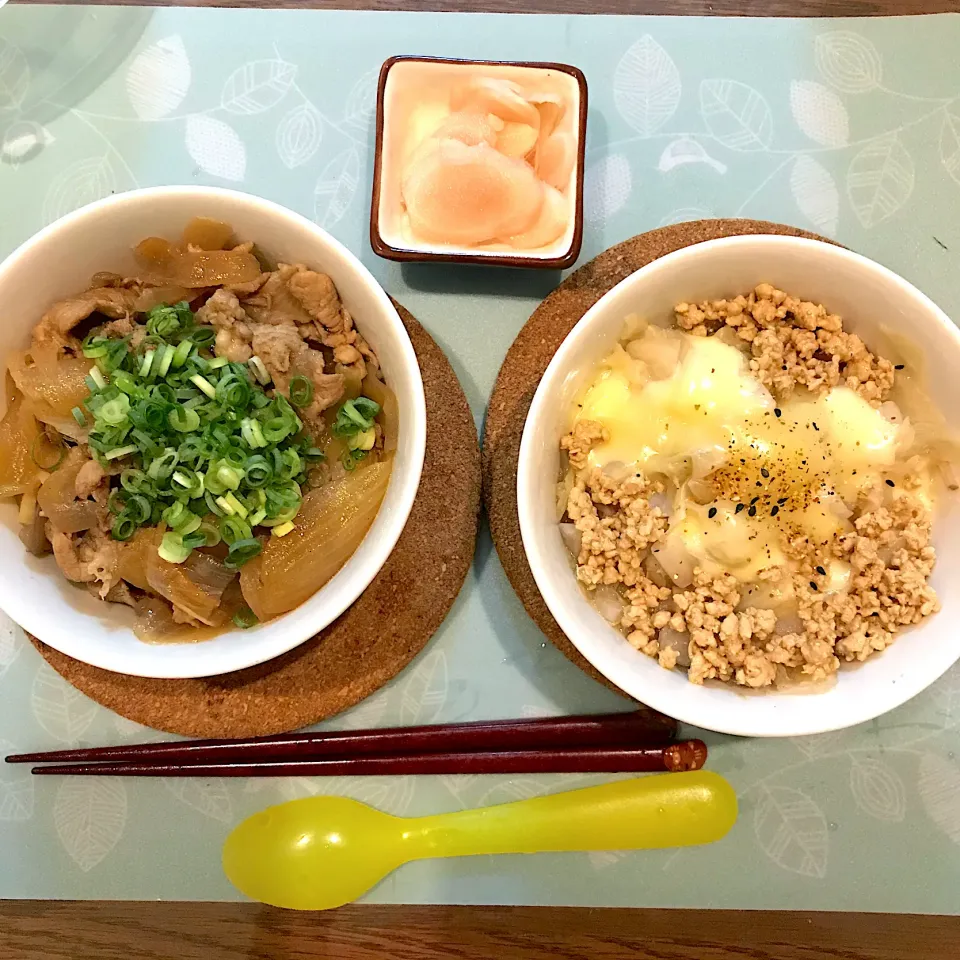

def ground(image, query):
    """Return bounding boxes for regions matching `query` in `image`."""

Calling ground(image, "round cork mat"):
[482,219,823,693]
[32,301,481,737]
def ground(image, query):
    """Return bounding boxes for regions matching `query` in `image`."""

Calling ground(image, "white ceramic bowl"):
[518,235,960,737]
[0,187,426,678]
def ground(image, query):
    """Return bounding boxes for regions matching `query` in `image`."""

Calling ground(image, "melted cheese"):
[573,332,903,581]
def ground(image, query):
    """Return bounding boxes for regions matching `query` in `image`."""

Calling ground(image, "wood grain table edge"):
[1,902,959,959]
[7,0,960,17]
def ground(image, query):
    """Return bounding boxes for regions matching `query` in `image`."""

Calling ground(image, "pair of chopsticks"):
[5,710,705,778]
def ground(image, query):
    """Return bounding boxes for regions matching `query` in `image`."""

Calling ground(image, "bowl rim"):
[518,233,960,737]
[0,185,427,678]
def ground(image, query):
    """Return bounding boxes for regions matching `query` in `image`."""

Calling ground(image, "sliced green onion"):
[112,514,138,541]
[125,495,152,524]
[105,444,138,461]
[190,375,217,399]
[191,326,217,348]
[197,519,222,547]
[232,607,258,628]
[30,435,65,471]
[172,340,194,368]
[88,366,108,391]
[98,395,131,426]
[156,344,176,378]
[220,516,252,545]
[248,356,271,384]
[168,407,201,433]
[158,531,192,564]
[288,375,314,408]
[223,491,247,518]
[271,521,295,537]
[225,538,262,568]
[207,356,229,370]
[71,406,87,427]
[139,350,156,379]
[243,455,272,487]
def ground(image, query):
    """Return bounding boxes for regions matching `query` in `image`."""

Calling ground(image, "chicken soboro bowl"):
[0,217,398,642]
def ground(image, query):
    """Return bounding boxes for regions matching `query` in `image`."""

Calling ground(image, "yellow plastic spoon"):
[222,770,737,910]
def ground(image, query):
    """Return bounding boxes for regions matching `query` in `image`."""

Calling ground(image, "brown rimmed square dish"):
[370,55,587,270]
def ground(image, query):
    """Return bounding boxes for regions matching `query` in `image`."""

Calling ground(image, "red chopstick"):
[28,741,707,778]
[6,710,676,767]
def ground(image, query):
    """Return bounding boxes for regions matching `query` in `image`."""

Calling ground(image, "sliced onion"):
[625,329,683,380]
[691,445,727,479]
[658,626,690,667]
[601,460,630,483]
[878,400,903,424]
[739,580,793,611]
[686,478,716,504]
[591,584,624,624]
[644,553,670,588]
[555,469,574,521]
[773,611,803,635]
[648,490,673,518]
[559,522,581,557]
[651,535,695,588]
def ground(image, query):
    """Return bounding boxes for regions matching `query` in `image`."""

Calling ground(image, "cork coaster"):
[483,219,822,693]
[32,301,481,737]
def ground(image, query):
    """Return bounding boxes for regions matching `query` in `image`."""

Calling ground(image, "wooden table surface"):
[3,0,959,957]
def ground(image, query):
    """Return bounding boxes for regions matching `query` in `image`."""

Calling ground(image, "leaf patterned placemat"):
[1,6,959,910]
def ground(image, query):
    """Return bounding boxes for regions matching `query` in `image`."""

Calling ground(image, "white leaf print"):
[754,785,828,878]
[343,68,380,132]
[54,778,127,872]
[126,35,191,121]
[583,154,632,224]
[275,102,323,170]
[164,779,233,823]
[185,115,246,182]
[919,752,960,845]
[849,755,906,822]
[439,773,480,801]
[520,705,556,719]
[1,120,55,168]
[659,207,712,227]
[847,134,914,229]
[791,155,839,237]
[0,739,34,822]
[0,611,22,680]
[657,138,727,175]
[479,778,552,807]
[700,80,773,152]
[791,730,850,759]
[399,648,447,726]
[312,148,360,228]
[931,663,960,725]
[324,776,416,816]
[815,32,882,94]
[940,105,960,189]
[338,689,390,731]
[790,80,849,148]
[588,850,627,870]
[221,59,297,115]
[270,777,322,802]
[31,664,97,744]
[0,40,30,112]
[613,35,681,137]
[112,714,148,738]
[42,156,117,225]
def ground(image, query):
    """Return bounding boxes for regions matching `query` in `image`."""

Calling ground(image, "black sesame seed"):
[708,507,718,518]
[735,503,745,514]
[751,496,760,505]
[761,468,769,478]
[748,505,757,517]
[778,497,788,505]
[886,479,895,487]
[809,581,819,591]
[895,364,905,370]
[816,565,826,576]
[774,408,782,418]
[770,505,779,516]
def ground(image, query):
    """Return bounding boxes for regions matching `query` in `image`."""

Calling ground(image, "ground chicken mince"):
[558,284,950,690]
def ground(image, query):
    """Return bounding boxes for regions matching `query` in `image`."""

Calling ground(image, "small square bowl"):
[371,56,587,270]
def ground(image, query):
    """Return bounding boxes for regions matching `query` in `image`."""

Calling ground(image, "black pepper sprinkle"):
[761,468,770,478]
[813,422,819,432]
[816,565,826,576]
[778,497,788,504]
[809,581,819,591]
[748,505,757,517]
[774,408,782,418]
[886,479,895,487]
[735,503,745,514]
[708,507,718,518]
[770,505,780,516]
[895,364,905,370]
